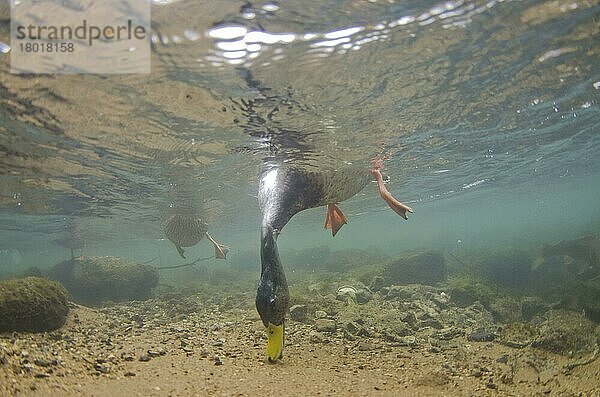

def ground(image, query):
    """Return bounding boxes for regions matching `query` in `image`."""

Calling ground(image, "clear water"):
[0,0,599,273]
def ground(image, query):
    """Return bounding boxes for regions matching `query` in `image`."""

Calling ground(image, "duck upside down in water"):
[161,211,229,260]
[256,160,413,362]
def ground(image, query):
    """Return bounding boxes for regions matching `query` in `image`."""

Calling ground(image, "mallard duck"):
[256,160,412,362]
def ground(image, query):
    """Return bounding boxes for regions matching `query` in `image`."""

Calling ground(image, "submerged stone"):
[314,318,337,333]
[531,309,597,356]
[448,277,494,308]
[0,277,69,332]
[289,304,308,322]
[46,256,159,305]
[467,329,496,342]
[520,296,548,322]
[355,288,373,304]
[488,296,522,323]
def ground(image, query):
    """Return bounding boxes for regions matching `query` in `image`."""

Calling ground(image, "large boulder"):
[531,309,598,356]
[0,277,69,332]
[46,256,159,305]
[381,251,447,285]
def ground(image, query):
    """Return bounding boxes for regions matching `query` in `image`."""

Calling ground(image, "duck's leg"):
[372,161,413,220]
[324,203,348,237]
[175,245,186,259]
[205,232,229,259]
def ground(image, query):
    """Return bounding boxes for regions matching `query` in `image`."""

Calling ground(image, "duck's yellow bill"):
[266,323,284,363]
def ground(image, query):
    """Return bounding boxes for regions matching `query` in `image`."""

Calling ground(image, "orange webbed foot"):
[324,203,348,237]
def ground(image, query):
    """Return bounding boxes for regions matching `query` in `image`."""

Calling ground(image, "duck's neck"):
[260,223,284,277]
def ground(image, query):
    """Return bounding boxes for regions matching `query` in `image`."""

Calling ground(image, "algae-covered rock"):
[448,277,494,307]
[488,296,522,323]
[497,322,538,348]
[381,251,446,286]
[531,309,597,356]
[520,296,548,322]
[46,256,158,305]
[0,277,69,332]
[569,281,600,323]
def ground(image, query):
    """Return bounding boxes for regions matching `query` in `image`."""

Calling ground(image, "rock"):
[496,354,509,364]
[289,305,308,322]
[399,312,417,327]
[448,278,494,308]
[370,276,386,292]
[344,321,365,336]
[0,277,69,332]
[437,327,462,340]
[355,288,373,304]
[139,354,150,362]
[46,256,159,305]
[396,335,416,346]
[34,359,50,367]
[94,363,110,374]
[385,285,413,300]
[213,356,223,365]
[314,310,328,320]
[314,318,336,333]
[467,329,496,342]
[147,350,161,358]
[415,371,449,386]
[531,309,597,356]
[521,296,547,322]
[336,286,357,303]
[489,296,521,323]
[357,341,375,351]
[382,251,447,285]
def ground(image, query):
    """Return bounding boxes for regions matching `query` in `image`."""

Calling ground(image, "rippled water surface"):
[0,0,599,266]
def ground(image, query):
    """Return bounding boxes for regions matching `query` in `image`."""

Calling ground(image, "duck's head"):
[256,225,289,363]
[256,278,287,362]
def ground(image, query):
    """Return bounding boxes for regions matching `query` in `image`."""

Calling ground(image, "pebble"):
[356,288,373,304]
[357,341,375,351]
[214,356,223,365]
[34,358,50,367]
[314,310,328,320]
[124,371,136,377]
[139,354,150,362]
[467,329,496,342]
[289,305,308,322]
[496,354,509,364]
[94,363,110,374]
[314,319,336,333]
[147,350,161,358]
